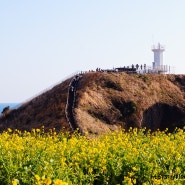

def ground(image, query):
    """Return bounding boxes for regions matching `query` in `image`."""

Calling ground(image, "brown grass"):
[76,72,185,134]
[1,72,185,135]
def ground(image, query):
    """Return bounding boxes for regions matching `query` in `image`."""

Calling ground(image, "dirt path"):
[65,75,83,133]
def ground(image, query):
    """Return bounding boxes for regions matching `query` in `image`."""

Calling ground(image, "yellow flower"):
[12,179,19,185]
[44,177,52,185]
[88,167,93,173]
[7,128,12,133]
[35,174,40,181]
[152,178,162,185]
[132,167,137,171]
[12,181,17,185]
[175,167,181,174]
[124,176,133,185]
[53,179,68,185]
[132,178,137,184]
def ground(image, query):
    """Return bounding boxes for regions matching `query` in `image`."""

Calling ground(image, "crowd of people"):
[78,64,149,75]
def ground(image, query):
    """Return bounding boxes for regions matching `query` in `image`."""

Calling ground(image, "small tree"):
[1,106,10,116]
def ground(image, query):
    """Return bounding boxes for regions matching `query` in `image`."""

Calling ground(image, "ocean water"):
[0,103,20,113]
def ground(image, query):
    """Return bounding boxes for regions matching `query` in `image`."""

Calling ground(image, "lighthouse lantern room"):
[151,43,167,74]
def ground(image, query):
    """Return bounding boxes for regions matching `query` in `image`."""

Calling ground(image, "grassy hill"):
[1,72,185,135]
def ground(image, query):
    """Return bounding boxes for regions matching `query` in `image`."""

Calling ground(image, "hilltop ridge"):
[0,72,185,134]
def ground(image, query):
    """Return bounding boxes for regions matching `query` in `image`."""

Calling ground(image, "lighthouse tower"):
[152,43,167,73]
[152,43,165,68]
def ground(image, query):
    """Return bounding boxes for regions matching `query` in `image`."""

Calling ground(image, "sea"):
[0,103,21,113]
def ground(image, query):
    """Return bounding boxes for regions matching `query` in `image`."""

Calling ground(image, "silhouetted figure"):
[144,64,146,70]
[136,64,139,70]
[140,65,143,70]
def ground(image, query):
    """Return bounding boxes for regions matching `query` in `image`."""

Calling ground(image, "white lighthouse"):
[152,43,167,74]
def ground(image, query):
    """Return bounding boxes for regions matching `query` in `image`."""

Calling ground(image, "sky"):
[1,0,185,103]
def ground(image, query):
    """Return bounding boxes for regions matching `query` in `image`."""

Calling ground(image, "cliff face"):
[0,72,185,134]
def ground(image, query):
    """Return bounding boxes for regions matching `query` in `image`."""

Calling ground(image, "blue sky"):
[1,0,185,102]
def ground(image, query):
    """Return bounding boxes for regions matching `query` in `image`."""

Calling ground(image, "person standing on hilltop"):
[136,64,139,70]
[144,64,146,70]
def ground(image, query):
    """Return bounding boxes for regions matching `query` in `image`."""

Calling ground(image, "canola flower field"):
[0,127,185,185]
